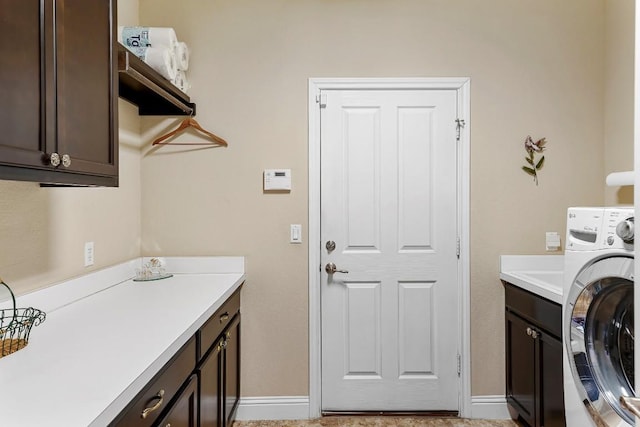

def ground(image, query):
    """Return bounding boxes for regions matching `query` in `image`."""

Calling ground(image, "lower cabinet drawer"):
[110,337,196,427]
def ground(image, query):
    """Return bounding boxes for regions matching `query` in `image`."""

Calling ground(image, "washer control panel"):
[566,207,634,250]
[603,208,634,248]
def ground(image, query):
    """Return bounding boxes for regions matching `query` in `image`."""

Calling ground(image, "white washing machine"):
[563,207,635,427]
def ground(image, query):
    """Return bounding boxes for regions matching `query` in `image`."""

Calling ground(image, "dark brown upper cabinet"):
[0,0,118,187]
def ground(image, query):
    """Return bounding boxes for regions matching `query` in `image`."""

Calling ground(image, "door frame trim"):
[307,77,471,417]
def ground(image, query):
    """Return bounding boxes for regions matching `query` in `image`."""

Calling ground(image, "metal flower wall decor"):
[521,136,547,186]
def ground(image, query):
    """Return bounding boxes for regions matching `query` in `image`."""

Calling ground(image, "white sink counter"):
[0,256,245,427]
[500,255,563,304]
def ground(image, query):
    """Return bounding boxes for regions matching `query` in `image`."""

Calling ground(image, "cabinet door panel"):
[224,315,241,425]
[200,339,222,427]
[506,311,536,427]
[0,0,47,167]
[155,374,198,427]
[540,333,565,427]
[55,0,117,176]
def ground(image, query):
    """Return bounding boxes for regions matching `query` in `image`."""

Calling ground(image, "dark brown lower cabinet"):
[504,282,565,427]
[111,285,243,427]
[199,313,241,427]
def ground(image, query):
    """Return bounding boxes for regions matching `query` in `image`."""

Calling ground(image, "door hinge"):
[455,118,465,141]
[457,353,462,377]
[316,94,327,108]
[456,237,461,258]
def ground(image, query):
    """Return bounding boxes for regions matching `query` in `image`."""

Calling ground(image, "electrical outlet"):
[84,242,94,267]
[545,232,561,251]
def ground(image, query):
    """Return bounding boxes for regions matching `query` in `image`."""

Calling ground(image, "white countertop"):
[499,255,563,304]
[0,257,245,427]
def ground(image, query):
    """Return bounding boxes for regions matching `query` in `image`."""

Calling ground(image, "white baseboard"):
[235,396,310,421]
[235,395,510,421]
[470,395,511,419]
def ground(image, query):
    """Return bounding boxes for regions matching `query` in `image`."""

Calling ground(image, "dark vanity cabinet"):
[0,0,118,186]
[504,282,565,427]
[198,290,241,427]
[110,286,242,427]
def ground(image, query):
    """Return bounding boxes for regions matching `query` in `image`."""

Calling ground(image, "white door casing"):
[308,78,471,416]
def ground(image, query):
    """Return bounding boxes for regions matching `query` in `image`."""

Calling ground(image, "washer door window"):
[566,255,634,427]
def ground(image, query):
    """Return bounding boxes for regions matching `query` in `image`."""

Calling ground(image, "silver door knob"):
[326,240,336,252]
[325,263,348,274]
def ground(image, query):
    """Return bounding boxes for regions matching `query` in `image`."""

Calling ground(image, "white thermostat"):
[264,169,292,191]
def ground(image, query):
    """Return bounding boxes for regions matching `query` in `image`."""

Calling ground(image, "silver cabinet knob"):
[49,152,61,167]
[61,154,71,168]
[325,263,349,274]
[526,327,538,339]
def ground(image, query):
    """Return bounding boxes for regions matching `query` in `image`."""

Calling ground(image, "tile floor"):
[233,416,520,427]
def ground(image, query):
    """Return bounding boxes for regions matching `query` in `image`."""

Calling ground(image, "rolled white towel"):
[176,42,190,71]
[118,26,178,50]
[171,70,191,94]
[129,46,177,82]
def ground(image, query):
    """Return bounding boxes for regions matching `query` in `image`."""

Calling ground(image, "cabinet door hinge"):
[455,118,465,142]
[457,353,462,377]
[456,237,461,258]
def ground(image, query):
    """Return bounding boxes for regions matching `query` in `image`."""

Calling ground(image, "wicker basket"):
[0,281,46,358]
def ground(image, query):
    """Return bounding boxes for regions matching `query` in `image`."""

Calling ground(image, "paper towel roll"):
[119,26,178,50]
[176,42,190,71]
[129,46,177,82]
[172,70,191,94]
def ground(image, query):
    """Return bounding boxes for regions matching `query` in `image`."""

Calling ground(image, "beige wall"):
[604,0,635,206]
[139,0,609,398]
[0,1,142,296]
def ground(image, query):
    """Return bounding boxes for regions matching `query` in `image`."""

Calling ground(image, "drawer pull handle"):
[220,312,230,322]
[141,389,165,419]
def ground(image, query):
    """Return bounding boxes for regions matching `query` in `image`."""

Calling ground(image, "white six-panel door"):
[320,89,460,411]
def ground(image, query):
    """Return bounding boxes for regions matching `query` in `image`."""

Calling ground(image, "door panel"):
[55,0,117,175]
[398,282,434,377]
[321,89,459,411]
[344,282,382,377]
[0,0,48,167]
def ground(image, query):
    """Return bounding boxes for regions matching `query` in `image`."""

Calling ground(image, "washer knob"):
[616,217,635,243]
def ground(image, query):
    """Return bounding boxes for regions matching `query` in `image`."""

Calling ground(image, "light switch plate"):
[290,224,302,243]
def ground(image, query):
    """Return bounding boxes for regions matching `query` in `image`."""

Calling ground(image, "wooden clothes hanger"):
[151,117,228,146]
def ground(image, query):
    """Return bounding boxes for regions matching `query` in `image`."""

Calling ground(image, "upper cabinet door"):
[0,0,49,169]
[55,0,117,178]
[0,0,117,186]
